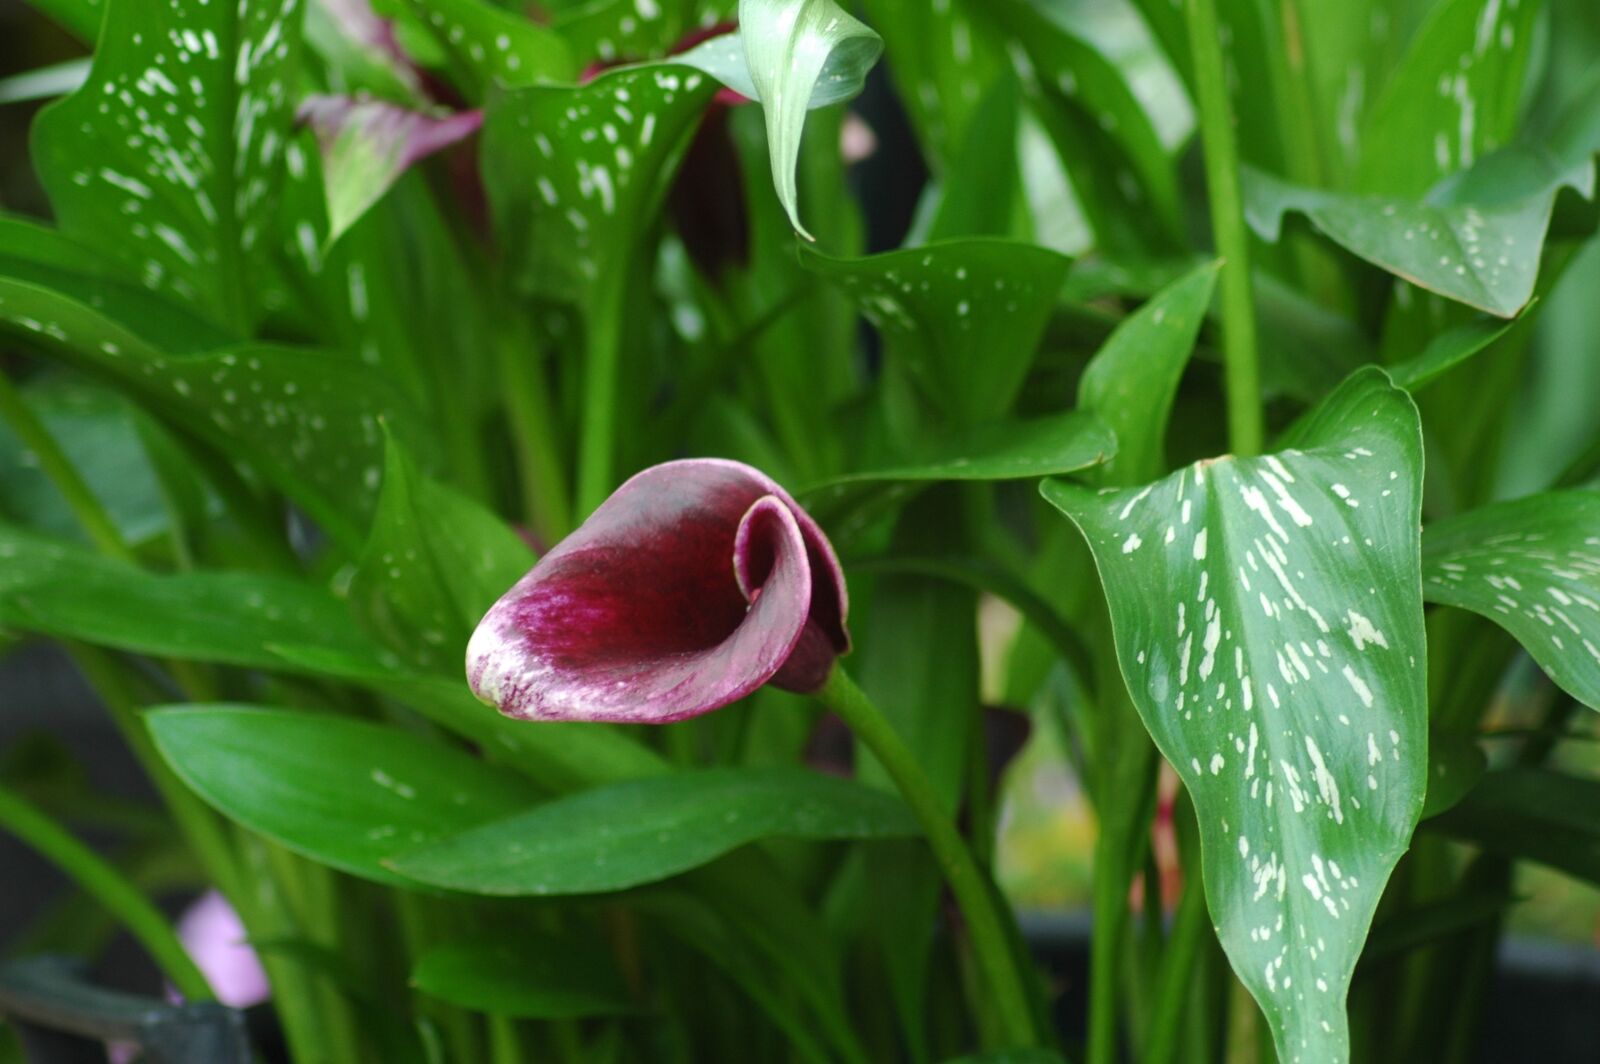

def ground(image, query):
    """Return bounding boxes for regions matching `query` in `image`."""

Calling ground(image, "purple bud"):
[467,459,849,723]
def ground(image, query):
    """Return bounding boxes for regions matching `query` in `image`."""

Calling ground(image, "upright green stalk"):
[0,784,213,1002]
[496,321,572,543]
[1185,0,1264,457]
[816,667,1040,1049]
[576,277,627,518]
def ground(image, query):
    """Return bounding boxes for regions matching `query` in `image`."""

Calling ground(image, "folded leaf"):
[1422,490,1600,710]
[736,0,883,239]
[388,767,919,895]
[148,707,540,887]
[1043,368,1427,1064]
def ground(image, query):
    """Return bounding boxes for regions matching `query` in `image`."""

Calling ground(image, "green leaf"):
[1078,261,1218,484]
[411,935,633,1019]
[0,525,388,673]
[388,767,919,895]
[0,215,236,353]
[1244,144,1595,317]
[300,96,483,244]
[1387,312,1521,392]
[800,239,1072,425]
[396,0,576,99]
[1428,767,1600,886]
[31,0,305,327]
[1042,368,1428,1064]
[1354,0,1543,197]
[0,379,169,545]
[799,411,1114,542]
[736,0,883,239]
[351,433,534,672]
[1422,491,1600,710]
[0,278,428,548]
[1419,731,1486,820]
[482,63,716,305]
[856,0,1007,168]
[550,0,734,66]
[989,0,1180,236]
[147,706,540,887]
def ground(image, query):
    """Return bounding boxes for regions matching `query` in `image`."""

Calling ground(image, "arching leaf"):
[1422,491,1600,710]
[1042,368,1427,1064]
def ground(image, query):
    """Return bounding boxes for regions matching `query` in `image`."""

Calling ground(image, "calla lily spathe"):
[466,459,849,723]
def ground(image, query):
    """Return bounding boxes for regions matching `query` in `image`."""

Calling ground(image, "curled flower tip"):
[466,459,849,724]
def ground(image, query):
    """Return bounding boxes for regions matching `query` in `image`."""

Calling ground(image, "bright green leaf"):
[149,707,540,887]
[1355,0,1543,197]
[396,0,575,99]
[1244,143,1596,318]
[32,0,305,327]
[1422,491,1600,710]
[351,433,535,672]
[1078,261,1218,484]
[800,239,1072,425]
[0,525,388,673]
[736,0,883,239]
[388,767,919,896]
[411,935,633,1019]
[482,63,716,305]
[1042,368,1428,1064]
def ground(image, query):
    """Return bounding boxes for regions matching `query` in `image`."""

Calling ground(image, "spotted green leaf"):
[32,0,305,328]
[1422,491,1600,710]
[0,278,427,548]
[800,240,1071,425]
[351,434,535,672]
[553,0,734,66]
[397,0,575,99]
[736,0,883,239]
[1078,261,1218,484]
[299,95,482,244]
[1355,0,1543,197]
[0,525,388,673]
[389,767,920,895]
[482,63,716,305]
[1042,368,1427,1064]
[148,706,539,887]
[1244,147,1594,317]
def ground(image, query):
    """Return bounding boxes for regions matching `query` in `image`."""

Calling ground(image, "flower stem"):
[576,276,627,519]
[1185,0,1264,457]
[0,782,214,1002]
[815,667,1039,1049]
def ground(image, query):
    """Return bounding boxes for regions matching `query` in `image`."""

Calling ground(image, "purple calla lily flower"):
[467,459,849,723]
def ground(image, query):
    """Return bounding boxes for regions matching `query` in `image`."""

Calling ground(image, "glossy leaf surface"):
[1043,369,1428,1064]
[389,767,919,895]
[32,0,304,327]
[801,240,1071,424]
[148,707,539,887]
[1422,491,1600,709]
